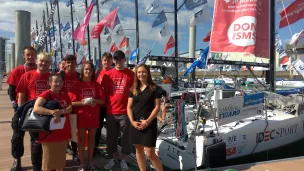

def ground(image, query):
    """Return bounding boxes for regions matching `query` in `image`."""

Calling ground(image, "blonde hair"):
[37,52,52,63]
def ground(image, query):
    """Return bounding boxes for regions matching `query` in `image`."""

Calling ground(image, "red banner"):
[210,0,269,58]
[279,0,304,29]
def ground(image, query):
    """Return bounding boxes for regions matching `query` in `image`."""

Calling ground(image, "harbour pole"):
[56,0,63,59]
[96,0,102,62]
[269,0,276,92]
[135,0,140,63]
[85,0,91,60]
[69,0,76,54]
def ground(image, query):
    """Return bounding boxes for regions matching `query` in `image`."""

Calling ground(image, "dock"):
[203,156,304,171]
[0,80,139,171]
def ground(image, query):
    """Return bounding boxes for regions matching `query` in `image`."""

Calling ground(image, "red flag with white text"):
[91,8,118,39]
[210,0,269,58]
[119,36,128,48]
[110,43,118,52]
[164,36,175,54]
[279,0,304,29]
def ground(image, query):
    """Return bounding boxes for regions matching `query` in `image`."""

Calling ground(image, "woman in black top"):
[127,64,163,171]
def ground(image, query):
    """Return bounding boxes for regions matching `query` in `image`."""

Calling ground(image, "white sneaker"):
[104,159,116,169]
[120,160,128,171]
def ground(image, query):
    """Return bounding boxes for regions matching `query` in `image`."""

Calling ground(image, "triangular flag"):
[185,0,208,10]
[119,36,128,48]
[91,8,118,39]
[116,25,124,36]
[159,24,170,38]
[104,35,112,45]
[203,31,211,42]
[113,15,121,28]
[129,48,139,62]
[145,0,161,14]
[189,5,210,27]
[164,36,175,54]
[104,27,110,35]
[152,10,167,28]
[289,29,304,46]
[110,43,118,52]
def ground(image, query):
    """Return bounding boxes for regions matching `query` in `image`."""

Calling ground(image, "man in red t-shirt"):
[16,52,52,171]
[6,46,37,171]
[95,52,112,156]
[102,50,134,171]
[59,55,80,162]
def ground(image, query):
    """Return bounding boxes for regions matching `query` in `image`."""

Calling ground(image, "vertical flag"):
[110,43,118,52]
[129,48,139,62]
[119,36,128,48]
[184,46,209,77]
[184,0,208,10]
[72,1,95,43]
[279,0,304,29]
[91,8,119,38]
[145,0,161,14]
[152,10,167,28]
[159,24,170,38]
[63,22,71,31]
[189,5,210,27]
[164,36,175,54]
[210,0,269,58]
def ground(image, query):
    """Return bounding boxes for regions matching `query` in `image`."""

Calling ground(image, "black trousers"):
[11,112,42,170]
[95,107,107,147]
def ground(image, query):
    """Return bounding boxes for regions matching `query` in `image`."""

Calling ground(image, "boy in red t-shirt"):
[16,52,52,171]
[101,50,134,171]
[94,52,112,156]
[6,46,37,171]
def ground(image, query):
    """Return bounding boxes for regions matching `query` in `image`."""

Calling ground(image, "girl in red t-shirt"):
[33,74,72,171]
[69,61,104,171]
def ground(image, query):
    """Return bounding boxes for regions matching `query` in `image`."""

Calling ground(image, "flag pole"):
[42,10,48,52]
[174,0,179,85]
[46,3,52,53]
[35,20,39,36]
[135,0,140,63]
[50,1,56,55]
[69,0,76,55]
[96,0,102,63]
[269,0,276,92]
[56,0,63,59]
[85,0,92,61]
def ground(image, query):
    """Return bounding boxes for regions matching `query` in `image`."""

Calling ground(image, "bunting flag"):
[48,27,57,37]
[159,24,170,38]
[91,8,118,38]
[203,31,211,42]
[104,27,110,35]
[189,5,210,27]
[185,0,208,10]
[110,43,118,52]
[289,29,304,47]
[63,22,71,31]
[124,47,131,56]
[60,23,64,30]
[66,0,74,7]
[119,36,128,48]
[72,1,95,43]
[145,0,161,14]
[100,0,112,5]
[129,48,139,62]
[30,29,36,43]
[164,36,175,54]
[152,10,167,28]
[279,0,304,28]
[275,30,288,64]
[104,35,112,45]
[137,51,151,66]
[115,25,124,36]
[113,15,121,28]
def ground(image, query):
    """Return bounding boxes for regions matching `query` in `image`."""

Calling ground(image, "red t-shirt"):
[69,81,103,128]
[62,71,78,93]
[16,70,51,101]
[96,68,111,107]
[38,90,71,143]
[7,65,36,102]
[101,68,134,115]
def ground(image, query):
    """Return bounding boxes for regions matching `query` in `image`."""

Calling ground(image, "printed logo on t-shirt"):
[35,80,49,95]
[64,80,76,92]
[113,78,126,94]
[82,88,95,98]
[54,98,68,108]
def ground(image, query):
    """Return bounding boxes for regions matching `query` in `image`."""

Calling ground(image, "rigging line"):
[280,0,293,38]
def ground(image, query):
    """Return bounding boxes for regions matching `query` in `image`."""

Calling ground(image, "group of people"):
[7,46,164,171]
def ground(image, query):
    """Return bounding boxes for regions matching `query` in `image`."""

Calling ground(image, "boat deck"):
[202,156,304,171]
[0,81,138,171]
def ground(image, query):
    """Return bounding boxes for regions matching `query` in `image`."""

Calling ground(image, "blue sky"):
[0,0,303,59]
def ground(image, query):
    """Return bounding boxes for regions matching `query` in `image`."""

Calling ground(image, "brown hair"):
[131,64,157,96]
[80,61,95,81]
[22,46,36,54]
[102,52,113,60]
[48,74,63,82]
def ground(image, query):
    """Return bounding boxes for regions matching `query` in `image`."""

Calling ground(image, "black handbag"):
[21,107,53,132]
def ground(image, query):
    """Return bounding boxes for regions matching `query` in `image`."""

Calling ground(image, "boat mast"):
[96,0,102,62]
[135,0,140,63]
[85,0,92,61]
[69,0,76,55]
[174,0,178,85]
[269,0,276,92]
